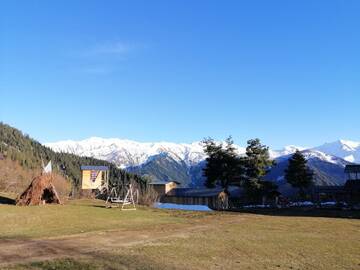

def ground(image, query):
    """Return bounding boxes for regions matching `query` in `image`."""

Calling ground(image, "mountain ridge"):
[46,137,357,188]
[46,137,360,168]
[314,139,360,163]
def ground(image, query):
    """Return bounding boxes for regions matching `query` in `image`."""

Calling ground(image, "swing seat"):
[110,199,124,203]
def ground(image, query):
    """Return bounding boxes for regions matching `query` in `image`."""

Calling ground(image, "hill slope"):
[0,123,145,191]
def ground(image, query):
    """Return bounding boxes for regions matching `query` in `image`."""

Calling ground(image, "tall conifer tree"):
[202,137,245,190]
[285,150,313,199]
[243,139,276,201]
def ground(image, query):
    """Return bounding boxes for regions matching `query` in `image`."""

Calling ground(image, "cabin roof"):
[150,180,181,185]
[314,185,344,192]
[81,165,109,171]
[167,186,243,198]
[345,165,360,173]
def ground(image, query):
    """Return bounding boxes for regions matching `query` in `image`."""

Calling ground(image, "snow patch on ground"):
[153,202,213,212]
[289,201,314,207]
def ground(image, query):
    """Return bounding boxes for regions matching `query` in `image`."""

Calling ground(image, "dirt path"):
[0,219,222,267]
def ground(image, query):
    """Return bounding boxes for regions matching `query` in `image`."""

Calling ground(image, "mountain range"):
[46,138,360,188]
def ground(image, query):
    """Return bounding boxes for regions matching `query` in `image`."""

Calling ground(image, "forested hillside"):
[0,123,145,191]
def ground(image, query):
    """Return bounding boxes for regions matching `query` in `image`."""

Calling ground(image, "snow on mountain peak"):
[270,145,307,159]
[302,150,347,166]
[46,137,249,168]
[338,139,360,150]
[313,139,360,163]
[45,137,359,170]
[46,138,207,168]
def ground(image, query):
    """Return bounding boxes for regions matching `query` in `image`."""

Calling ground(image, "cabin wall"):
[161,195,221,209]
[81,170,103,190]
[151,182,178,197]
[152,185,166,196]
[347,172,360,181]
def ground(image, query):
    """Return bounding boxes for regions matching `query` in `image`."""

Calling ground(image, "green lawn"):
[0,199,190,239]
[0,197,359,270]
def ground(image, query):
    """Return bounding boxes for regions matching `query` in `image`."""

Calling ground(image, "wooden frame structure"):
[105,183,138,210]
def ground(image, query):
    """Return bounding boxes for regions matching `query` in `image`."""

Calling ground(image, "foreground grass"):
[0,199,190,239]
[1,198,359,270]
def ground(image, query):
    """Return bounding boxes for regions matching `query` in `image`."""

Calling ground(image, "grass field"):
[0,196,359,270]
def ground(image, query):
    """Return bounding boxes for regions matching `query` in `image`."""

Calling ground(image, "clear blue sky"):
[1,0,359,148]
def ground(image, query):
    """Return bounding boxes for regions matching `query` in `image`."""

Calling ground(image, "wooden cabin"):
[344,165,360,205]
[162,186,244,210]
[81,165,109,190]
[345,165,360,181]
[149,181,180,197]
[313,165,360,205]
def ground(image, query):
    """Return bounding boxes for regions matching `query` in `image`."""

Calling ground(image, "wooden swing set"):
[80,165,139,210]
[105,183,139,210]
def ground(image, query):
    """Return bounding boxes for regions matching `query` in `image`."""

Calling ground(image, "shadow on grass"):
[4,244,179,270]
[89,205,108,209]
[0,195,15,205]
[230,208,360,219]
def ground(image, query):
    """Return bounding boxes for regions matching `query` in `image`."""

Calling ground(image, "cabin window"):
[348,172,359,180]
[90,171,98,183]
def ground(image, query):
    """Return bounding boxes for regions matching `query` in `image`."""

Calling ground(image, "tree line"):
[0,122,147,190]
[202,137,313,202]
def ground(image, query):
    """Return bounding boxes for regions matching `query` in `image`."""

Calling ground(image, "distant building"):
[344,165,360,205]
[81,166,109,190]
[162,186,244,210]
[345,165,360,180]
[313,165,360,205]
[149,181,180,197]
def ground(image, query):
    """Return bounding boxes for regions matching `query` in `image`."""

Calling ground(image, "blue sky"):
[1,0,360,149]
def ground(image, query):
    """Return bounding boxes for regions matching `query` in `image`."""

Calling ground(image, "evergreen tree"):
[223,137,246,188]
[243,139,276,201]
[284,150,313,199]
[202,138,223,188]
[202,137,245,190]
[245,139,274,179]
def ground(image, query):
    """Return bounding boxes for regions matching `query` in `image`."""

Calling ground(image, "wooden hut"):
[344,165,360,205]
[17,174,61,206]
[81,166,109,190]
[313,165,360,205]
[162,186,243,210]
[149,181,180,197]
[345,165,360,181]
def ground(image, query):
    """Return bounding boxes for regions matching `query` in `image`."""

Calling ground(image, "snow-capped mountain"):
[46,137,356,170]
[313,140,360,163]
[275,148,350,166]
[269,145,307,159]
[45,137,245,169]
[45,137,356,187]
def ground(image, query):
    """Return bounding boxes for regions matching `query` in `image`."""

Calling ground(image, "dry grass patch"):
[0,199,359,270]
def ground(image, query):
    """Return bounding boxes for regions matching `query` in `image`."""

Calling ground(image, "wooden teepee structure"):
[16,173,61,206]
